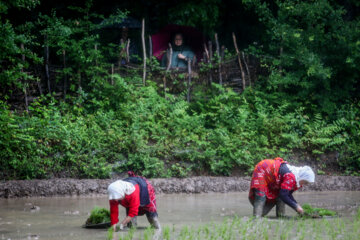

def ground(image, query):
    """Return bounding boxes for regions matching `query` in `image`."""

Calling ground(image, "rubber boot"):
[127,216,137,228]
[276,198,286,218]
[147,216,161,230]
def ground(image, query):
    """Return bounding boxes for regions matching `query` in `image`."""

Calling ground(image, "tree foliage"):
[0,0,359,179]
[243,0,360,115]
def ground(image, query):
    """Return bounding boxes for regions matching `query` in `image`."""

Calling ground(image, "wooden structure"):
[9,21,262,110]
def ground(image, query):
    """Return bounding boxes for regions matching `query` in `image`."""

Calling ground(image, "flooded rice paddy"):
[0,191,359,239]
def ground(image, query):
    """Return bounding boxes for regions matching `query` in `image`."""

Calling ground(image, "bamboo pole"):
[62,49,67,100]
[141,18,146,85]
[232,32,246,91]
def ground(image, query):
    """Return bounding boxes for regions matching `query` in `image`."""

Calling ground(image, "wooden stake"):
[215,33,220,57]
[232,32,246,90]
[164,43,173,97]
[242,52,251,87]
[141,18,146,85]
[126,39,130,63]
[148,35,153,63]
[214,34,222,85]
[208,41,213,62]
[204,43,209,63]
[166,43,173,71]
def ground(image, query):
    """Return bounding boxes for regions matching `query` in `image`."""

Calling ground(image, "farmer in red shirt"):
[249,157,315,217]
[107,173,160,231]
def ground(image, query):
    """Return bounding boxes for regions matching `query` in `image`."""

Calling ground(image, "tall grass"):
[107,211,360,240]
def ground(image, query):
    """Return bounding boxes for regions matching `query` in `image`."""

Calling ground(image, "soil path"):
[1,176,360,198]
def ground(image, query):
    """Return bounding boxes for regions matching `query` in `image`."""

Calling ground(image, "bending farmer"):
[249,157,315,217]
[107,173,160,231]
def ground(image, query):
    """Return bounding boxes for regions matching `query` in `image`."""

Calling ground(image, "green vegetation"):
[1,1,360,179]
[302,203,337,218]
[86,206,110,224]
[107,215,360,240]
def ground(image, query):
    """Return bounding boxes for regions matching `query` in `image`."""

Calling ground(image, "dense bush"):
[1,78,359,179]
[1,0,360,179]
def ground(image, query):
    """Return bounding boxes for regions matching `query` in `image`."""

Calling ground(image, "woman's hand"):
[296,205,304,214]
[112,223,124,232]
[177,53,186,60]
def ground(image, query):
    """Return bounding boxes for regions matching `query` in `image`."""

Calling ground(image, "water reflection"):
[0,191,359,240]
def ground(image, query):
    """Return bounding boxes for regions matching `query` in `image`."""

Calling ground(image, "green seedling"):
[301,203,337,218]
[87,206,111,224]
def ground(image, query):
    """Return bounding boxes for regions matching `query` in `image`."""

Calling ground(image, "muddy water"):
[0,191,359,240]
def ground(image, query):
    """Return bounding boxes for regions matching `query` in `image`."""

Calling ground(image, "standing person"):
[161,33,195,68]
[248,157,315,218]
[107,172,160,231]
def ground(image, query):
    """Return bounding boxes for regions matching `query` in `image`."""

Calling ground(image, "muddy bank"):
[1,176,360,198]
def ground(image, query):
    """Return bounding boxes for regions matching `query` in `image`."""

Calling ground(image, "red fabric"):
[109,184,140,225]
[138,178,157,215]
[249,158,286,201]
[109,179,158,225]
[151,24,205,61]
[109,199,119,225]
[280,173,298,191]
[120,184,140,217]
[126,172,157,215]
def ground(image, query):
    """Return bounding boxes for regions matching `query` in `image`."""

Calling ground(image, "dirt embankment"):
[1,176,360,198]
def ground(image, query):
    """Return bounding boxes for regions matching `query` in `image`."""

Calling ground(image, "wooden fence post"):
[242,52,251,87]
[141,18,146,85]
[215,33,222,85]
[148,36,153,64]
[166,43,173,71]
[163,43,173,97]
[126,39,130,63]
[232,32,246,91]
